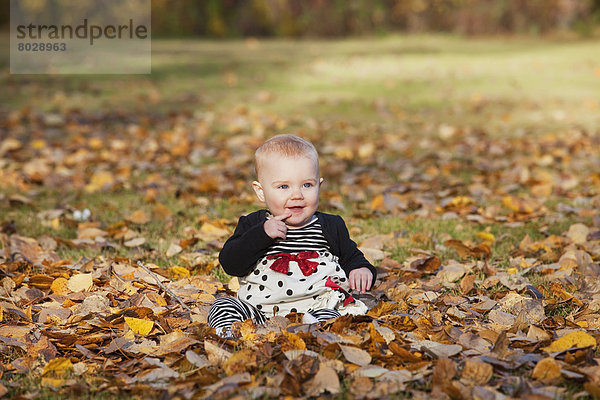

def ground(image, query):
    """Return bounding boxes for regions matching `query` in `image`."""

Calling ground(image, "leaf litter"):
[0,105,599,399]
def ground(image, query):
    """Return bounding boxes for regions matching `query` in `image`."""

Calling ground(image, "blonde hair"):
[255,134,319,179]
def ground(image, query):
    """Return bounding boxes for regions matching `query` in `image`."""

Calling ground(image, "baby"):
[208,134,376,337]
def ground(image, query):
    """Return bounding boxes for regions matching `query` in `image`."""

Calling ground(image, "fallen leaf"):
[124,237,146,247]
[67,273,93,292]
[166,243,183,257]
[170,266,190,278]
[476,232,495,245]
[43,357,73,377]
[340,345,372,366]
[460,274,475,294]
[532,357,562,384]
[542,331,597,353]
[127,209,151,224]
[460,359,493,385]
[567,223,590,245]
[223,348,257,376]
[124,317,154,335]
[205,340,232,366]
[50,277,70,295]
[185,350,209,368]
[305,363,340,396]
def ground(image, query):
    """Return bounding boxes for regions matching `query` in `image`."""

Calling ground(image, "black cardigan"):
[219,210,377,288]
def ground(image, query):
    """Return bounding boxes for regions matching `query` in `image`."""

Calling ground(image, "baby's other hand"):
[263,213,291,239]
[349,267,373,293]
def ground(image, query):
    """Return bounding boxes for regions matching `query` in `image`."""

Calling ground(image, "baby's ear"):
[252,181,265,202]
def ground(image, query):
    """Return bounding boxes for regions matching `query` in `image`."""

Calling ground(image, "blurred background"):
[0,0,599,259]
[2,0,600,37]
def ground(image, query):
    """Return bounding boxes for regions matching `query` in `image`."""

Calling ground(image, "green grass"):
[2,34,599,135]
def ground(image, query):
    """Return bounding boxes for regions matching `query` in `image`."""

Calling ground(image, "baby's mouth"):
[287,206,304,213]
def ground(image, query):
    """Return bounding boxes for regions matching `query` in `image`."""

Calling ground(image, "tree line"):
[2,0,600,37]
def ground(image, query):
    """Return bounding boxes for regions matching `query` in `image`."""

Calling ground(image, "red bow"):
[267,251,319,276]
[325,277,356,307]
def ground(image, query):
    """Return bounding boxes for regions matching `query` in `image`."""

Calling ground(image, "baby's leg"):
[208,296,266,334]
[307,308,341,322]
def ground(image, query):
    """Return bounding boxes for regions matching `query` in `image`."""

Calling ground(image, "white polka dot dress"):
[237,217,367,317]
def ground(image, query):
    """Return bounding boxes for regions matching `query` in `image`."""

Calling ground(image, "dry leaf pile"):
[1,107,600,399]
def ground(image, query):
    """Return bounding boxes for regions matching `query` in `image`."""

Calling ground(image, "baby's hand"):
[263,212,291,239]
[349,267,373,293]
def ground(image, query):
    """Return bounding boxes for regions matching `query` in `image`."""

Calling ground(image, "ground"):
[0,34,600,399]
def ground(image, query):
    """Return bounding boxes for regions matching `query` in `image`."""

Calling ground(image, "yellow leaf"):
[41,377,67,388]
[85,171,114,193]
[358,143,375,159]
[223,348,257,376]
[282,331,306,351]
[30,139,47,150]
[447,196,473,209]
[43,357,73,377]
[145,292,167,306]
[0,304,3,322]
[200,222,229,238]
[51,277,70,295]
[507,267,518,275]
[88,137,104,150]
[370,194,385,212]
[124,317,154,335]
[50,217,61,230]
[228,277,240,291]
[170,266,190,279]
[501,195,538,214]
[334,146,353,160]
[541,331,596,353]
[476,232,495,244]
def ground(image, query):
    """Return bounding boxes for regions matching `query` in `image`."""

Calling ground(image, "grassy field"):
[1,34,599,264]
[1,34,600,398]
[2,34,600,133]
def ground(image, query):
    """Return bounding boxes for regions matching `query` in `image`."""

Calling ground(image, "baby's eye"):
[279,184,289,189]
[303,182,313,188]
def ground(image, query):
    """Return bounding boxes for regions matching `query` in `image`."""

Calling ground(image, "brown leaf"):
[410,256,441,273]
[445,239,490,259]
[127,209,151,224]
[459,274,475,294]
[532,357,562,384]
[204,340,232,366]
[460,359,493,385]
[152,203,172,220]
[223,348,257,376]
[432,357,456,387]
[305,363,340,397]
[492,331,510,358]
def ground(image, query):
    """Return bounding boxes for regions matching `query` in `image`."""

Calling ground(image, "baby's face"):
[253,154,320,228]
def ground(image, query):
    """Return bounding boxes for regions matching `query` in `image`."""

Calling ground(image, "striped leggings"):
[208,297,341,330]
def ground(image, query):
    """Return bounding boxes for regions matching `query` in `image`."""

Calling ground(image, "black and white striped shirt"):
[265,217,331,256]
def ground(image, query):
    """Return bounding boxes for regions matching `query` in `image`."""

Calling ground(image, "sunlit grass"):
[1,34,599,136]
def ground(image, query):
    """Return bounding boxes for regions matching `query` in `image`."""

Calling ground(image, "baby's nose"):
[291,187,304,198]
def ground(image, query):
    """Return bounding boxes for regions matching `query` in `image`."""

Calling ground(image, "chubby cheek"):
[265,191,287,212]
